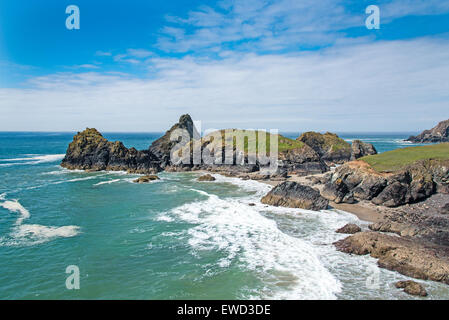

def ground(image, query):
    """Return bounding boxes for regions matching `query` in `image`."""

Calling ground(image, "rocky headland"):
[61,115,449,293]
[407,119,449,143]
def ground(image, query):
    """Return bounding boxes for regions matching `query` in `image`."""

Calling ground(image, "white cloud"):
[1,38,448,132]
[156,0,449,53]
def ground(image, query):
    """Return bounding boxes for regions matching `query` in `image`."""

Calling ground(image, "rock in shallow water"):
[334,231,449,284]
[261,181,329,211]
[395,280,428,297]
[336,224,361,234]
[197,174,216,182]
[133,175,160,183]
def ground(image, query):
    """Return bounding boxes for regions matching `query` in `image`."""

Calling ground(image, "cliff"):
[61,128,161,174]
[407,119,449,143]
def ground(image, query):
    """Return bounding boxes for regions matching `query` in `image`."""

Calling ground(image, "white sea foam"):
[0,196,80,247]
[0,200,31,225]
[164,188,342,299]
[93,179,121,186]
[0,154,65,165]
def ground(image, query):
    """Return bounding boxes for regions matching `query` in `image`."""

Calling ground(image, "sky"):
[0,0,448,132]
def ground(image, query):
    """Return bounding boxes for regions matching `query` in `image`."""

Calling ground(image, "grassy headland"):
[361,143,449,172]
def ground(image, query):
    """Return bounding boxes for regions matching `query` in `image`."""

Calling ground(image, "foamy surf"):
[0,200,31,225]
[0,154,65,166]
[163,187,342,300]
[0,196,80,247]
[93,179,121,186]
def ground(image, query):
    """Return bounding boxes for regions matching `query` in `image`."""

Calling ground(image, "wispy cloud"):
[156,0,449,54]
[1,38,448,132]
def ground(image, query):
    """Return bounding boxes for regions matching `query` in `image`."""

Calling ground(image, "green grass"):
[361,143,449,172]
[205,129,304,155]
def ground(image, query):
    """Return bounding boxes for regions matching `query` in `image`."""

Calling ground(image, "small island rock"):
[336,224,362,234]
[198,174,216,182]
[395,280,428,297]
[133,175,160,183]
[261,181,329,211]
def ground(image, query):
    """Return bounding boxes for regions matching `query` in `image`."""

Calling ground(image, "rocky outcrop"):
[297,132,352,164]
[61,128,161,174]
[278,143,329,175]
[395,280,427,297]
[322,159,449,207]
[133,175,160,183]
[149,114,199,168]
[198,174,216,182]
[336,224,361,234]
[350,140,377,160]
[334,231,449,284]
[261,181,329,211]
[407,119,449,143]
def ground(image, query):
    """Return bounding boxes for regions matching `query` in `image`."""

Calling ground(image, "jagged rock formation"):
[321,159,449,207]
[278,143,329,175]
[336,223,361,234]
[407,119,449,143]
[261,181,329,210]
[334,231,449,285]
[61,128,161,174]
[297,132,352,164]
[149,114,199,168]
[350,140,377,160]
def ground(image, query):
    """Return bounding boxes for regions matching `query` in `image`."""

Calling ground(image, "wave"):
[0,154,65,167]
[163,189,341,300]
[93,179,121,186]
[0,200,31,225]
[0,196,80,247]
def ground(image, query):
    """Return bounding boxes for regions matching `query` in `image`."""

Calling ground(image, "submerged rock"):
[395,280,428,297]
[334,231,449,284]
[197,174,216,182]
[61,128,161,174]
[336,224,361,234]
[261,181,329,211]
[133,175,160,183]
[407,119,449,143]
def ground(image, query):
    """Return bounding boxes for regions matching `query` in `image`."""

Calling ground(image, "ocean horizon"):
[1,131,448,300]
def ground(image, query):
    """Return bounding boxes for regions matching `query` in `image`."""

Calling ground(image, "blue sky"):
[0,0,449,131]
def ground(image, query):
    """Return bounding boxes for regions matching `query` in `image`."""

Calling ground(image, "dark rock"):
[261,181,329,211]
[133,175,160,183]
[61,128,161,174]
[395,280,428,297]
[297,132,352,164]
[407,119,449,143]
[336,224,361,234]
[334,231,449,284]
[325,159,446,208]
[321,178,350,203]
[350,140,377,160]
[248,203,256,206]
[198,174,216,182]
[278,143,329,175]
[149,114,199,168]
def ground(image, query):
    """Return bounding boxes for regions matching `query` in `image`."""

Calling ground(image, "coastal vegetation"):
[361,143,449,172]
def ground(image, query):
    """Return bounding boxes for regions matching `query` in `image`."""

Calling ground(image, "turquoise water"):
[0,132,448,300]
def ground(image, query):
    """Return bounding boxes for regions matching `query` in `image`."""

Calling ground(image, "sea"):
[0,131,448,300]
